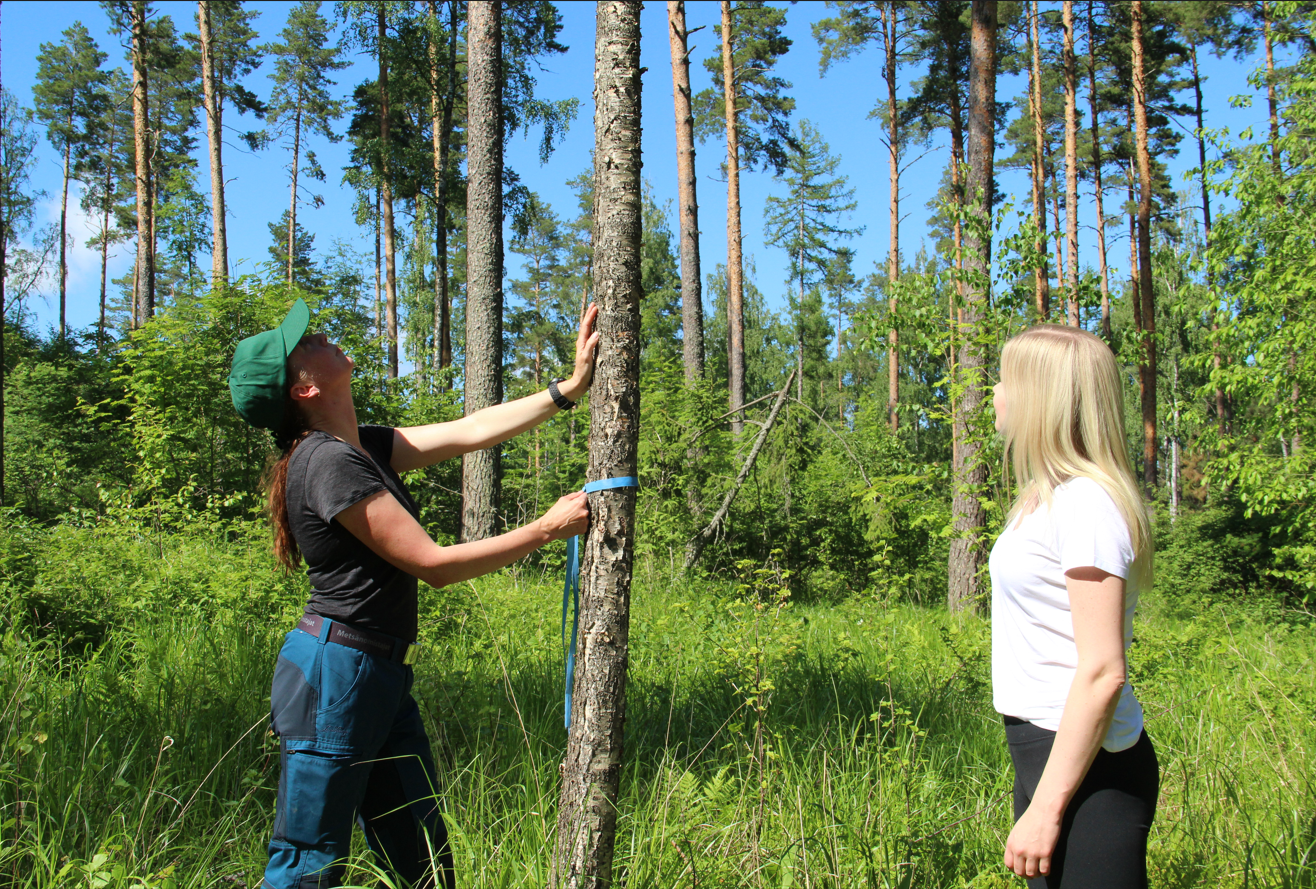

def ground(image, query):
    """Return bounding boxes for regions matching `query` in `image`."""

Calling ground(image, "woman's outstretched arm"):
[334,488,589,589]
[390,304,599,472]
[1003,566,1128,880]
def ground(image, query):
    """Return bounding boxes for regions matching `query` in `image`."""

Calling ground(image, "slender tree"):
[1062,0,1079,325]
[668,0,704,382]
[35,24,107,337]
[696,0,793,433]
[378,5,400,376]
[266,1,347,290]
[948,0,996,614]
[81,67,132,350]
[463,0,503,542]
[429,0,459,377]
[1086,0,1112,340]
[1132,0,1157,487]
[554,3,642,885]
[129,0,155,326]
[1029,0,1050,320]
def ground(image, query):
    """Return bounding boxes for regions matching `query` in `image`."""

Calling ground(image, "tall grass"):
[1,531,1313,887]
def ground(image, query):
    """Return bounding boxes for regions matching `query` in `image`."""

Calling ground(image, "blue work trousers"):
[262,619,455,889]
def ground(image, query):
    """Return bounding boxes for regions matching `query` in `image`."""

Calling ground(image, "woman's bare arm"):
[333,489,589,589]
[390,304,599,472]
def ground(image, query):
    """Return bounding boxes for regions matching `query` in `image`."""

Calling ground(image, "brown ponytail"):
[263,400,313,573]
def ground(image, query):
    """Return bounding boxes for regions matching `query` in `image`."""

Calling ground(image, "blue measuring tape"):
[562,475,638,730]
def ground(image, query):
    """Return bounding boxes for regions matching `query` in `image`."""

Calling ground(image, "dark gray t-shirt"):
[287,425,420,641]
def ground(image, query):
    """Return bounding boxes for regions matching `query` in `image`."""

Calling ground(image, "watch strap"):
[549,378,576,410]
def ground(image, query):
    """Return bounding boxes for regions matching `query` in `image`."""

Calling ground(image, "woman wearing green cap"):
[230,298,598,889]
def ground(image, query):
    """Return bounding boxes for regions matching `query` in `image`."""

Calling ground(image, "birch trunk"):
[720,0,746,435]
[553,5,643,885]
[948,0,996,615]
[462,0,504,543]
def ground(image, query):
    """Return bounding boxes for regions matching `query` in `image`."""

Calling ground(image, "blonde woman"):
[990,325,1159,887]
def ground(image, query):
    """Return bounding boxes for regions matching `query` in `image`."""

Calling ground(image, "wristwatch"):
[549,379,577,410]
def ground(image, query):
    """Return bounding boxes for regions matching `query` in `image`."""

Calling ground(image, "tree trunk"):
[1189,44,1229,431]
[58,141,69,336]
[1030,0,1049,320]
[199,0,228,286]
[374,186,382,338]
[948,0,996,615]
[288,101,302,287]
[462,0,504,543]
[1062,0,1079,326]
[554,5,642,886]
[430,0,457,381]
[379,6,399,378]
[1264,0,1281,172]
[1050,158,1065,318]
[720,0,746,435]
[130,0,154,327]
[668,1,704,382]
[1086,1,1110,340]
[1132,0,1157,489]
[884,2,900,432]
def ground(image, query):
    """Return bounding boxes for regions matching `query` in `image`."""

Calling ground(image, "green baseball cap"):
[228,298,311,429]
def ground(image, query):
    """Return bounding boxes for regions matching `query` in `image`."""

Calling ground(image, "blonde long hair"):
[1000,325,1152,578]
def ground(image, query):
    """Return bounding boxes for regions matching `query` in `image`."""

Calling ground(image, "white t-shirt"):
[990,475,1144,752]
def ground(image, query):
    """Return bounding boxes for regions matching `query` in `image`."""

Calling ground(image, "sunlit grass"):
[2,556,1313,887]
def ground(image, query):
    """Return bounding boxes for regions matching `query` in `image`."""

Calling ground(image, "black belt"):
[296,613,420,665]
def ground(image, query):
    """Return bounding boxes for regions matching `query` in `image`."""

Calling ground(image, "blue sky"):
[0,0,1281,344]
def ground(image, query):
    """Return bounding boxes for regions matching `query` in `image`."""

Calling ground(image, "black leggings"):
[1005,717,1159,889]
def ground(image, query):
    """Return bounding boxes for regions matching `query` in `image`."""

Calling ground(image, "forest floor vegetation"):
[0,518,1312,887]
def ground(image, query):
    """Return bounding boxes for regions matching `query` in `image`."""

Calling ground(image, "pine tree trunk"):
[130,0,154,327]
[199,0,228,286]
[553,5,642,886]
[1062,0,1079,326]
[462,0,504,543]
[884,3,900,432]
[1132,0,1157,489]
[1050,159,1065,317]
[1190,44,1229,431]
[374,186,382,338]
[289,101,302,288]
[1086,1,1110,340]
[668,0,704,382]
[430,0,456,381]
[379,6,399,378]
[1030,0,1049,320]
[948,0,996,615]
[721,0,746,435]
[59,142,69,337]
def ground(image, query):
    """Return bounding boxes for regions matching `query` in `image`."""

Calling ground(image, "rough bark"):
[1132,0,1157,488]
[1087,1,1110,340]
[199,0,228,286]
[884,3,900,432]
[130,0,154,326]
[1063,0,1079,326]
[1030,0,1049,320]
[948,0,996,615]
[721,0,746,435]
[462,0,504,543]
[430,0,457,379]
[374,186,382,337]
[553,4,642,885]
[379,6,399,378]
[668,1,704,382]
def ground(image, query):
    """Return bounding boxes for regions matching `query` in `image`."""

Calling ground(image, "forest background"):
[2,0,1316,886]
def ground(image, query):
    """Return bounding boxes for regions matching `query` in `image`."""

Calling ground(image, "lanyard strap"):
[562,475,639,730]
